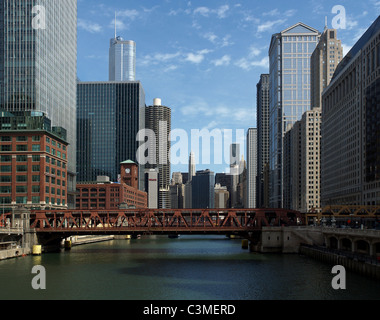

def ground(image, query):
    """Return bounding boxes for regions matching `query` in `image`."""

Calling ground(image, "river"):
[1,235,380,300]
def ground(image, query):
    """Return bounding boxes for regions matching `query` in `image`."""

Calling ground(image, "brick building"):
[76,160,147,210]
[0,111,69,210]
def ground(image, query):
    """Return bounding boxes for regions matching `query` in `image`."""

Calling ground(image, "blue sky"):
[77,0,379,175]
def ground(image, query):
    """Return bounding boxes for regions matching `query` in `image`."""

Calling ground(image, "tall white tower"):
[189,151,196,181]
[109,14,136,81]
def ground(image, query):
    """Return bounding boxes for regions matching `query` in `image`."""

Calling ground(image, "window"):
[32,155,40,162]
[32,175,40,182]
[16,136,27,142]
[0,186,11,194]
[1,145,11,151]
[46,146,50,153]
[16,186,27,193]
[16,165,27,172]
[16,197,27,204]
[16,145,27,151]
[32,145,40,151]
[0,176,11,183]
[32,136,41,142]
[1,166,11,173]
[32,196,40,204]
[16,155,27,162]
[32,165,40,172]
[0,155,11,162]
[16,176,27,182]
[1,136,11,142]
[32,186,40,193]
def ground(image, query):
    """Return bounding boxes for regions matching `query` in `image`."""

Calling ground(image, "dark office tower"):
[145,98,171,209]
[192,170,215,209]
[256,74,270,208]
[0,0,78,207]
[77,81,145,190]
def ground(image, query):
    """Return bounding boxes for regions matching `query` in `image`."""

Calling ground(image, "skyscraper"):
[268,22,320,208]
[76,81,145,189]
[311,27,343,109]
[192,170,215,209]
[321,16,380,207]
[109,18,136,82]
[0,0,78,207]
[256,74,270,208]
[189,152,196,182]
[246,128,257,208]
[145,98,171,208]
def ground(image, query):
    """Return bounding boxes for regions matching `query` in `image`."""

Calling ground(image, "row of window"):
[1,144,41,151]
[0,196,66,206]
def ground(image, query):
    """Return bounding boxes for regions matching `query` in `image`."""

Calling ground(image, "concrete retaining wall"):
[0,248,30,261]
[300,246,380,280]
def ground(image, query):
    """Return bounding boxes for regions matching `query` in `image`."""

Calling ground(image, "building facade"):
[321,16,380,206]
[145,98,171,209]
[76,161,147,210]
[246,128,257,208]
[109,36,136,81]
[311,28,343,110]
[0,0,78,207]
[268,22,320,208]
[76,81,145,189]
[256,74,270,208]
[192,170,215,209]
[0,111,68,210]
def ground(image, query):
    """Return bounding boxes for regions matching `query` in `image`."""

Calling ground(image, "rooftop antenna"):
[324,16,328,30]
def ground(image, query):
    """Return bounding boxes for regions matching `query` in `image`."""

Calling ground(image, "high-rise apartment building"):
[145,98,171,209]
[311,27,343,109]
[109,36,136,81]
[0,0,78,207]
[268,22,320,208]
[76,81,145,189]
[246,128,257,208]
[321,16,380,206]
[256,74,270,208]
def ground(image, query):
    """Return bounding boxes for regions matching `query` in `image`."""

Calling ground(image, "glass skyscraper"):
[0,0,77,207]
[109,36,136,81]
[268,22,320,208]
[76,81,145,190]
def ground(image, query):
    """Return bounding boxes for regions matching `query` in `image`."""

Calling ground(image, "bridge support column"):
[64,240,72,251]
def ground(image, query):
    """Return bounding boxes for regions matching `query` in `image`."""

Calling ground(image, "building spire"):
[115,11,117,38]
[324,16,328,30]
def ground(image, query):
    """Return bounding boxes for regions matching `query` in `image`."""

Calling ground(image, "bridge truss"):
[28,208,304,236]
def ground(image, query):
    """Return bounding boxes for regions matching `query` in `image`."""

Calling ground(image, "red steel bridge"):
[27,208,304,236]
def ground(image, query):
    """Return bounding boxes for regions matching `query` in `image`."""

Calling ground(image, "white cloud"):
[194,7,210,17]
[140,52,181,67]
[78,19,102,33]
[185,49,212,64]
[257,19,286,33]
[235,57,269,71]
[216,5,229,18]
[212,55,231,67]
[193,5,230,19]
